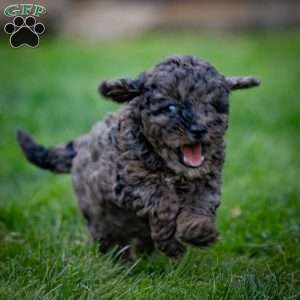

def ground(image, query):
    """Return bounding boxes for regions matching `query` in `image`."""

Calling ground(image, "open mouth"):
[179,143,204,168]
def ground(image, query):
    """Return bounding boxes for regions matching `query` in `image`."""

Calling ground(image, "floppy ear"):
[226,76,261,91]
[99,77,142,103]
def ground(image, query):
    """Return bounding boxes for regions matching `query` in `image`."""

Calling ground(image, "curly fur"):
[17,55,260,258]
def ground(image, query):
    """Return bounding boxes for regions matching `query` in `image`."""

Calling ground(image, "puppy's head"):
[100,56,260,178]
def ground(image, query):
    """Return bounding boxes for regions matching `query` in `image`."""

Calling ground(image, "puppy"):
[17,56,260,258]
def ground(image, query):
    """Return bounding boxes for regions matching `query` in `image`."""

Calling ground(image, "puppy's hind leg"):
[88,221,133,261]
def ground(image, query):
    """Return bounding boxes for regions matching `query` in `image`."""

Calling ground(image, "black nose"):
[190,125,207,139]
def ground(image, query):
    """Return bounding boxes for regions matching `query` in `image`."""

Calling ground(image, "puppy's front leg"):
[175,192,220,247]
[149,199,186,257]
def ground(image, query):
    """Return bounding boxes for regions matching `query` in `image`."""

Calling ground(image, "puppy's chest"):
[115,163,206,209]
[169,178,206,204]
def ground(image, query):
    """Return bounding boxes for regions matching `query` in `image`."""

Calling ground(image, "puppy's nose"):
[190,125,207,139]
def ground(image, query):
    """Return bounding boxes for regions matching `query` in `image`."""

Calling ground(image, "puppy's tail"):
[16,129,77,174]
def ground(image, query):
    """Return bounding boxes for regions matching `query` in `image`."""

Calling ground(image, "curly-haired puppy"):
[17,56,260,258]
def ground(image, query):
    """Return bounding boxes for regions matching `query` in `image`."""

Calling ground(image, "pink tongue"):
[181,144,203,167]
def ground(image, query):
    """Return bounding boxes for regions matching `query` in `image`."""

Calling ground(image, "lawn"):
[0,31,300,299]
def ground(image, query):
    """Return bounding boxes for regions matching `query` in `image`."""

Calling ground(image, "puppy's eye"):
[168,104,177,113]
[151,103,178,116]
[212,100,228,114]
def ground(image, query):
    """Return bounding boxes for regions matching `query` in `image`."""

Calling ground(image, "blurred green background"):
[0,1,300,298]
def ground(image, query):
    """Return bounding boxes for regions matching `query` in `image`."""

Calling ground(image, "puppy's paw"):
[176,213,219,247]
[156,238,186,258]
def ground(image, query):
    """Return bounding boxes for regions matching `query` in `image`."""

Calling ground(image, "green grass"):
[0,31,300,299]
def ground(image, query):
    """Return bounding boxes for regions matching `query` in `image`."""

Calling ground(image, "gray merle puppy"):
[17,55,260,258]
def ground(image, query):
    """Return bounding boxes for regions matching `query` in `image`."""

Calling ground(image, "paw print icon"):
[4,16,45,48]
